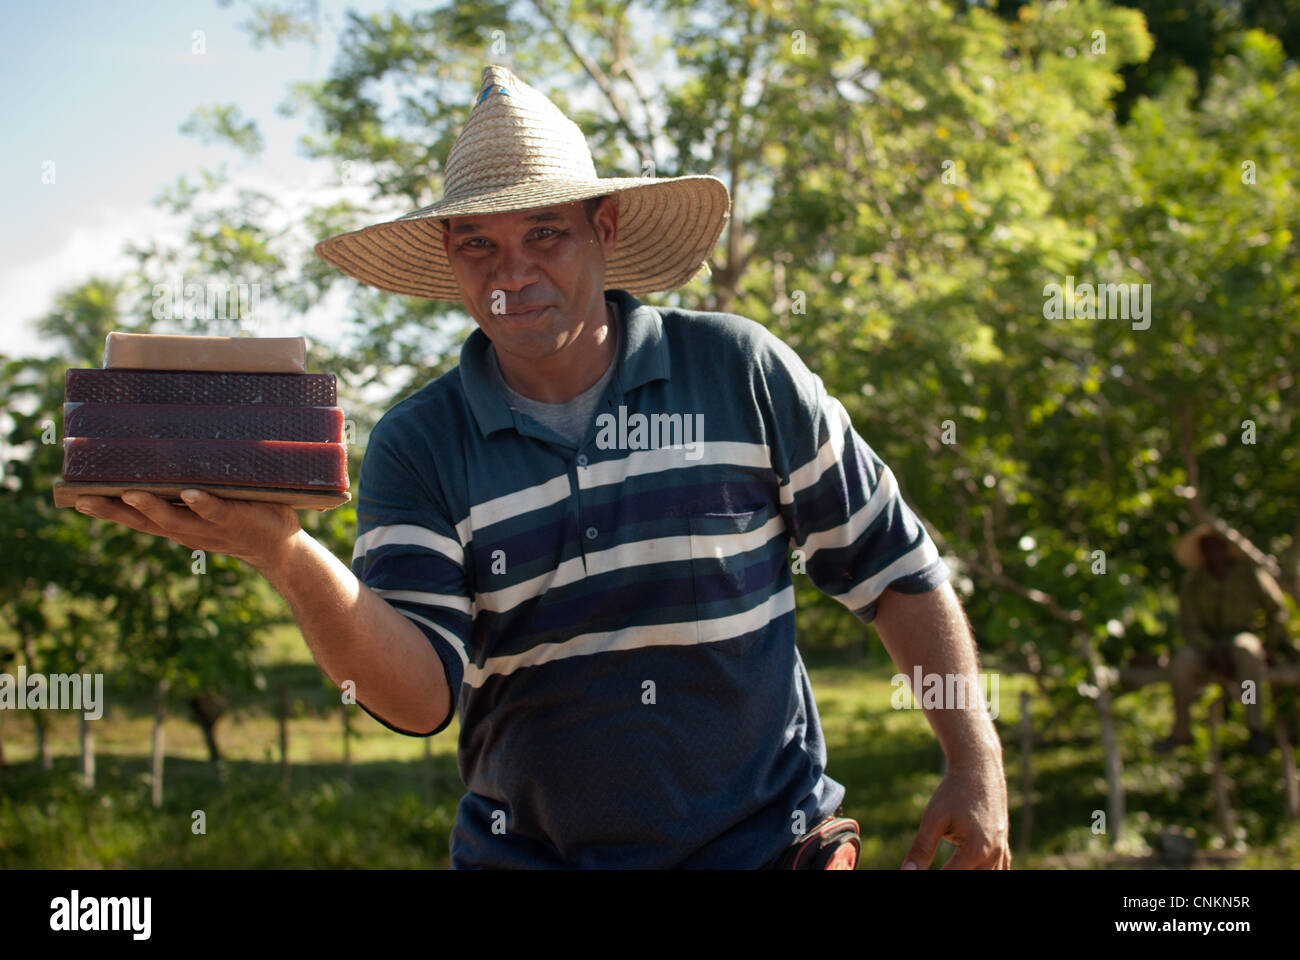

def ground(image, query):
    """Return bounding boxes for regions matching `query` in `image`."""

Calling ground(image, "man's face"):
[1201,534,1231,578]
[441,198,617,362]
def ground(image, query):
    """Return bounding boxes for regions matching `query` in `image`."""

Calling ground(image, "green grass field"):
[2,624,1298,868]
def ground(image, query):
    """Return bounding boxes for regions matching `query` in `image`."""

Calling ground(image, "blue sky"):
[0,0,393,355]
[0,0,704,360]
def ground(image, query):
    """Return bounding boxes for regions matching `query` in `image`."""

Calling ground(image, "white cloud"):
[0,204,185,357]
[0,163,390,358]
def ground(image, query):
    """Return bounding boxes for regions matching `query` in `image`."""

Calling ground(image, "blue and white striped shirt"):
[350,288,949,868]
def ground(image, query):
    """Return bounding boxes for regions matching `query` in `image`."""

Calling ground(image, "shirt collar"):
[459,288,671,439]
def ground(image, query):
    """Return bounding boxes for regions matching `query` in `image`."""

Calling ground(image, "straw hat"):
[1174,522,1236,568]
[314,64,731,302]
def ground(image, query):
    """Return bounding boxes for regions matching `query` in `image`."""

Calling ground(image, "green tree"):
[1,278,284,798]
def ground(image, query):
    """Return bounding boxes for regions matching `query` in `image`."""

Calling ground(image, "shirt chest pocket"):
[688,503,785,645]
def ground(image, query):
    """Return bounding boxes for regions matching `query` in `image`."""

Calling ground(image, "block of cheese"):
[62,437,349,491]
[56,335,351,511]
[104,333,307,373]
[65,369,336,406]
[64,402,344,443]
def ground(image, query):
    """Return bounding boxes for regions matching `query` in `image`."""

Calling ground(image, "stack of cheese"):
[53,333,350,510]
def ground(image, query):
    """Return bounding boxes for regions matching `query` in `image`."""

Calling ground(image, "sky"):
[0,0,706,366]
[0,0,413,359]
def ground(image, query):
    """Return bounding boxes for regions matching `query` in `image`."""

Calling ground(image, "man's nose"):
[489,242,539,291]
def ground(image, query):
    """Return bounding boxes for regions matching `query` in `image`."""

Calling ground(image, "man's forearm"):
[874,580,1010,868]
[873,581,1002,771]
[255,529,452,735]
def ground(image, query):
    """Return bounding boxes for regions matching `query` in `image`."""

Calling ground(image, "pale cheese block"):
[104,333,307,373]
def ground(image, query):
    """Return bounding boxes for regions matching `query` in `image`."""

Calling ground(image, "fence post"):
[1207,696,1235,841]
[1019,689,1033,854]
[342,701,353,786]
[278,686,290,787]
[23,630,52,771]
[1081,637,1124,847]
[79,711,95,790]
[151,677,168,809]
[423,734,434,804]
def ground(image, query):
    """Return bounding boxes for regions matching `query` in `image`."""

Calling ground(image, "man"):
[75,65,1008,869]
[1155,523,1294,756]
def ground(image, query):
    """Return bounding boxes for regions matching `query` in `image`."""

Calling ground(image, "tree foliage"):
[4,0,1298,756]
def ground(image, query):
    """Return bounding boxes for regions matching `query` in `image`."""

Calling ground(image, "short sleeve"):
[350,411,471,736]
[759,334,950,624]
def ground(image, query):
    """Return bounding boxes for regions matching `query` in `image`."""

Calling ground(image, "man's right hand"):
[75,489,302,575]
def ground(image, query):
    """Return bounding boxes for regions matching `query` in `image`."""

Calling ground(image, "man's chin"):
[489,329,567,360]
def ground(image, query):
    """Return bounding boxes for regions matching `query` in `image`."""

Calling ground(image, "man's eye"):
[459,229,559,251]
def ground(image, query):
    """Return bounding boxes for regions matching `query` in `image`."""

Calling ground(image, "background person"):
[1155,523,1294,755]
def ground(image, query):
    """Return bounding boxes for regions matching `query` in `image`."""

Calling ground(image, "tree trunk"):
[1277,711,1299,819]
[79,710,95,790]
[20,627,52,771]
[151,677,168,809]
[187,692,227,764]
[1280,515,1300,606]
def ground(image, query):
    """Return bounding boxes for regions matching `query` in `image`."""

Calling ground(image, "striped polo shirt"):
[350,287,949,868]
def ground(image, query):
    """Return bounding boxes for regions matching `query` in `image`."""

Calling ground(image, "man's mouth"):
[502,306,549,322]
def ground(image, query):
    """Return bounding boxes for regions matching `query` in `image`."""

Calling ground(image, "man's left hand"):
[901,762,1011,869]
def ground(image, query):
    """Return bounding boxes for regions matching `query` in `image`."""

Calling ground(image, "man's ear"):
[593,197,618,253]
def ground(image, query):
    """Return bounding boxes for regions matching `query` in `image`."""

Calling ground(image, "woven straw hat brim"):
[1174,522,1245,568]
[314,175,730,302]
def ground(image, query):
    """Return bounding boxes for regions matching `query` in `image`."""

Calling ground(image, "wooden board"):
[53,480,350,512]
[1118,662,1300,688]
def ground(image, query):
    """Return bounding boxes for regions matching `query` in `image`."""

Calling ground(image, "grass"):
[810,651,1300,869]
[2,631,1298,868]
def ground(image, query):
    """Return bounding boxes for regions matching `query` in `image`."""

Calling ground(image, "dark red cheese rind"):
[62,438,349,491]
[65,369,336,406]
[64,403,344,443]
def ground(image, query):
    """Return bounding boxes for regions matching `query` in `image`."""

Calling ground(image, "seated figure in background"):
[1155,524,1293,756]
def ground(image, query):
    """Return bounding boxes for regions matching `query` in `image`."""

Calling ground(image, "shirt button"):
[576,454,588,467]
[585,526,598,540]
